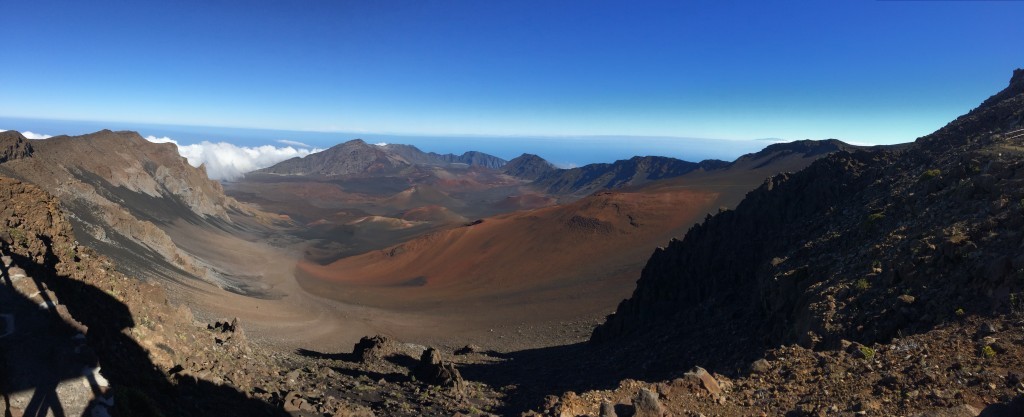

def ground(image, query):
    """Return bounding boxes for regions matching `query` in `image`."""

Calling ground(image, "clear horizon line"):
[0,114,827,144]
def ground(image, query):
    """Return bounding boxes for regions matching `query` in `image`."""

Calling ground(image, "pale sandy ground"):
[158,219,597,355]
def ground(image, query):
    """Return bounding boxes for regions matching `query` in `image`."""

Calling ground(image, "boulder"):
[352,335,396,362]
[412,347,466,394]
[632,388,665,417]
[683,366,722,398]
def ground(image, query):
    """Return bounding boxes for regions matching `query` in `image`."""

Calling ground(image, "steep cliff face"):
[0,130,260,282]
[592,70,1024,356]
[17,130,243,221]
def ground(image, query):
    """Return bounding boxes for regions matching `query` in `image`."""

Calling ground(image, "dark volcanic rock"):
[413,347,466,393]
[591,69,1024,370]
[352,335,397,362]
[632,388,665,417]
[0,130,33,163]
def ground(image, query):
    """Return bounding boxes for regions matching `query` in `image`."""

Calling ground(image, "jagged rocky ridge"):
[593,69,1024,353]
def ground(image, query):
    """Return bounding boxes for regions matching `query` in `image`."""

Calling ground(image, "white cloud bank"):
[145,136,322,181]
[0,129,53,139]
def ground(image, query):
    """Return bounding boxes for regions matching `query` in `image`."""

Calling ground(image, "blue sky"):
[1,0,1022,169]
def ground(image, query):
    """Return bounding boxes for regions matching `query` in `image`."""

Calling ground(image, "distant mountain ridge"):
[531,155,729,196]
[256,137,865,200]
[257,139,508,176]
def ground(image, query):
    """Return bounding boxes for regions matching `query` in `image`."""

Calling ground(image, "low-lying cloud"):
[276,139,311,148]
[0,129,53,139]
[145,136,322,181]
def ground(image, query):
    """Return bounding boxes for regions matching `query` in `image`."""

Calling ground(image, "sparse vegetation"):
[982,345,996,358]
[855,278,871,291]
[955,307,966,317]
[6,227,27,246]
[919,169,942,181]
[859,345,875,361]
[867,213,885,222]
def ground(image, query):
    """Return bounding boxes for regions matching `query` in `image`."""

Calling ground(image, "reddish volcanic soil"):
[293,187,724,349]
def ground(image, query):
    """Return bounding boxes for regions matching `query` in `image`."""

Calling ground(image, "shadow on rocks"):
[1,239,286,417]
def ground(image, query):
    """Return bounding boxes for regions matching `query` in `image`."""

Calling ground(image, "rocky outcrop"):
[352,334,399,362]
[413,347,466,394]
[591,70,1024,360]
[0,130,33,163]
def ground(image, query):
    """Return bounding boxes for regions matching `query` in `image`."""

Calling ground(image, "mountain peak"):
[502,153,556,180]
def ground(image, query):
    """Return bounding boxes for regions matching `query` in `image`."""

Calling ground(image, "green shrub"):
[919,169,941,181]
[7,227,27,246]
[855,278,871,291]
[982,345,996,358]
[859,346,875,361]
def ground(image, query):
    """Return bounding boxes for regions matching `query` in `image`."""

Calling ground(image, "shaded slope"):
[591,69,1024,371]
